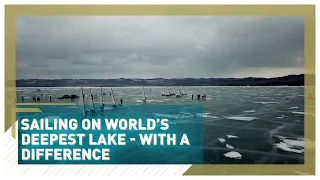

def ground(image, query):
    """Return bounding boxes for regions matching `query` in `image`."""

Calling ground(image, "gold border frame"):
[5,5,315,175]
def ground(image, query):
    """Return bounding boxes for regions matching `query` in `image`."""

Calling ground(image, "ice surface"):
[153,113,181,119]
[65,106,79,109]
[153,113,191,119]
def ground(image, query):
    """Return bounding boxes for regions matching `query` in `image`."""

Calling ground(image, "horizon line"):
[16,73,306,80]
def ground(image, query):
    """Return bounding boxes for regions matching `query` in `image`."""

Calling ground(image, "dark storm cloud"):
[16,16,304,79]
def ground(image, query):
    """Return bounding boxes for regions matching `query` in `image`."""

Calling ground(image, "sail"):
[182,87,187,94]
[78,88,85,117]
[142,86,146,101]
[89,88,95,109]
[99,87,103,107]
[167,86,170,94]
[111,88,116,106]
[176,86,181,95]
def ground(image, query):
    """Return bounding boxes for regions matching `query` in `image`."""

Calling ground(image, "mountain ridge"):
[16,74,307,87]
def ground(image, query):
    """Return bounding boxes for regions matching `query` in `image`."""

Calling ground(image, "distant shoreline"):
[16,74,308,87]
[16,85,307,88]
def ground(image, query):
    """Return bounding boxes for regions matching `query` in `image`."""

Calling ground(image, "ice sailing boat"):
[169,86,175,95]
[78,87,86,117]
[161,88,169,96]
[181,86,187,95]
[142,86,147,103]
[161,89,165,96]
[176,86,183,98]
[110,87,117,107]
[88,88,96,114]
[164,86,172,96]
[99,87,105,111]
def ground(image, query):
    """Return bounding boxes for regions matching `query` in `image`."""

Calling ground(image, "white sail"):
[99,87,103,107]
[89,88,95,109]
[177,86,181,95]
[182,87,187,94]
[142,86,146,101]
[111,88,116,106]
[180,86,184,95]
[78,88,85,117]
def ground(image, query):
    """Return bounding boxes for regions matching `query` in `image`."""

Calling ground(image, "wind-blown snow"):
[226,144,234,149]
[153,113,191,119]
[276,115,287,119]
[223,151,242,159]
[254,102,279,104]
[288,107,299,109]
[244,110,256,113]
[274,142,304,154]
[283,139,304,148]
[227,135,239,139]
[292,111,304,115]
[225,116,257,121]
[274,136,304,154]
[196,113,218,118]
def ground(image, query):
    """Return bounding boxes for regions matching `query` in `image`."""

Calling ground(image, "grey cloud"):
[16,16,304,79]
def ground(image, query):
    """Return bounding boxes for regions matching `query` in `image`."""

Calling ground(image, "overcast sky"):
[16,16,304,79]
